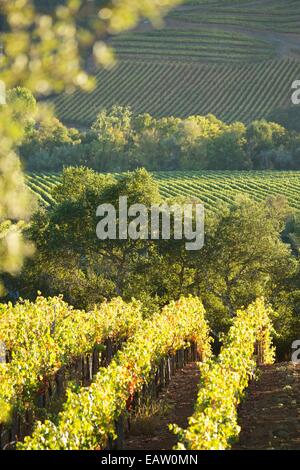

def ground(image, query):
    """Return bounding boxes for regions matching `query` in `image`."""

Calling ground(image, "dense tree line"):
[20,104,300,172]
[268,105,300,133]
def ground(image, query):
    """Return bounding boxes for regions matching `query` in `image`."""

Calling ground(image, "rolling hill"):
[26,171,300,213]
[52,0,300,127]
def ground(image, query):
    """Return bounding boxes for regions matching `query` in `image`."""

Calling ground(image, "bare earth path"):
[235,362,300,450]
[125,362,300,450]
[124,362,200,450]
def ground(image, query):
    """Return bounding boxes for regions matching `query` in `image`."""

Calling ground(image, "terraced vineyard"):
[52,0,300,126]
[26,171,300,213]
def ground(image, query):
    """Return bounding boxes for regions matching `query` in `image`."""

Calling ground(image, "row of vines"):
[26,171,300,212]
[0,296,144,448]
[0,296,211,449]
[172,298,275,450]
[172,0,300,34]
[17,296,210,449]
[0,292,275,450]
[52,58,300,125]
[110,29,276,63]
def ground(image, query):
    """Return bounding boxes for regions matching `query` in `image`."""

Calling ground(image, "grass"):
[129,397,173,437]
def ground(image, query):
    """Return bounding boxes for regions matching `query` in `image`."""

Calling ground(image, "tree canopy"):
[0,0,182,287]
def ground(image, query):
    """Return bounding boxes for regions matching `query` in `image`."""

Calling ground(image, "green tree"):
[6,86,37,128]
[53,166,116,203]
[91,105,133,170]
[194,196,297,329]
[0,0,182,284]
[206,125,250,170]
[247,120,287,169]
[21,168,162,307]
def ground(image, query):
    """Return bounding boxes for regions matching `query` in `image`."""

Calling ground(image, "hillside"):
[3,0,300,455]
[26,171,300,212]
[52,0,300,126]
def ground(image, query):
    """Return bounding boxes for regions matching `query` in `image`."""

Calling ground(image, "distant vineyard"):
[26,171,300,213]
[173,0,300,34]
[26,173,61,207]
[53,58,300,126]
[50,0,300,126]
[110,29,276,63]
[156,171,300,212]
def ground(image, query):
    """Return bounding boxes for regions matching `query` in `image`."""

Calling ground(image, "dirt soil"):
[124,362,200,450]
[235,362,300,450]
[125,361,300,451]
